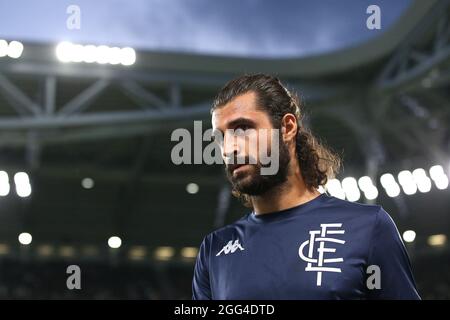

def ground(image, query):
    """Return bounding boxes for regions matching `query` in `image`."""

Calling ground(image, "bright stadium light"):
[380,173,401,197]
[56,42,136,66]
[341,177,360,202]
[59,245,76,258]
[181,247,198,259]
[7,40,24,58]
[326,179,345,199]
[14,172,31,197]
[18,232,32,245]
[81,44,97,63]
[0,244,10,255]
[398,170,417,195]
[56,41,73,62]
[402,230,416,243]
[108,236,122,249]
[0,40,24,59]
[120,47,136,66]
[81,177,94,189]
[37,244,54,257]
[71,44,84,63]
[0,40,9,57]
[357,176,379,200]
[109,47,122,65]
[412,168,432,193]
[427,234,447,247]
[186,183,199,194]
[96,45,110,64]
[0,171,10,196]
[364,187,378,200]
[154,246,175,261]
[128,246,146,260]
[429,165,449,190]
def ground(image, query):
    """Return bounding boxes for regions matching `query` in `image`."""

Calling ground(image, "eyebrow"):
[226,117,257,129]
[212,117,257,141]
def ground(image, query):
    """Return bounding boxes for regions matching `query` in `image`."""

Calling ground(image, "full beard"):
[225,139,291,196]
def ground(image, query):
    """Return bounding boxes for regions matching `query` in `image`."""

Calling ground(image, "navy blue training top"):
[192,193,420,300]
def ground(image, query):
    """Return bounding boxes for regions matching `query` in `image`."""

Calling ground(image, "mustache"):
[225,155,258,174]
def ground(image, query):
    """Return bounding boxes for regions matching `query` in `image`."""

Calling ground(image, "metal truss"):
[0,57,350,178]
[374,0,450,93]
[0,0,448,180]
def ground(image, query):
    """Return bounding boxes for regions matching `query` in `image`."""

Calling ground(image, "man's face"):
[212,91,291,196]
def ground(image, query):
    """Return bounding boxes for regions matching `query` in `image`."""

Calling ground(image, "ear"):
[281,113,298,143]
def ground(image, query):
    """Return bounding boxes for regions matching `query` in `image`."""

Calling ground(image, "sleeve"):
[192,235,212,300]
[366,207,421,300]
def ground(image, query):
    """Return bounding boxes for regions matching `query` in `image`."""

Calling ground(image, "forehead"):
[212,91,267,129]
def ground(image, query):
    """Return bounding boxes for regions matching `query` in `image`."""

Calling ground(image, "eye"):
[235,124,250,131]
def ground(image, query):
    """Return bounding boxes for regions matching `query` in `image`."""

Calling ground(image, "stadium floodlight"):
[0,244,10,255]
[357,176,379,200]
[56,42,136,66]
[37,245,54,257]
[59,246,76,258]
[81,45,97,63]
[427,234,447,247]
[181,247,198,259]
[429,165,449,190]
[129,246,146,260]
[18,232,32,245]
[186,183,199,194]
[154,246,175,261]
[96,45,110,64]
[402,230,416,243]
[325,179,346,200]
[120,47,136,66]
[363,187,378,200]
[380,173,401,197]
[56,41,73,62]
[341,177,360,202]
[7,41,24,58]
[108,236,122,249]
[412,168,432,193]
[0,40,24,59]
[0,171,10,196]
[81,177,95,189]
[71,44,84,63]
[397,170,417,195]
[109,47,122,65]
[14,172,31,197]
[0,40,8,57]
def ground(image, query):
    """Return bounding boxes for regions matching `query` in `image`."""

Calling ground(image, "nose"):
[222,131,239,160]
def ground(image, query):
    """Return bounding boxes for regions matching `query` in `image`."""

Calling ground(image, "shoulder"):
[325,194,381,214]
[317,195,400,237]
[325,197,401,247]
[318,194,384,223]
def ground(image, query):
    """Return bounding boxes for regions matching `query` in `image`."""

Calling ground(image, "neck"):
[250,163,321,215]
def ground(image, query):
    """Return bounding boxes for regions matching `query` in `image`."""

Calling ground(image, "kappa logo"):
[216,239,245,256]
[298,223,346,286]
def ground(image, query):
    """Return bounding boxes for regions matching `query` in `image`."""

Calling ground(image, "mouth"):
[229,164,250,175]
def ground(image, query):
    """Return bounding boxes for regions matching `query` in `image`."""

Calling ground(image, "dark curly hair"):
[211,73,341,207]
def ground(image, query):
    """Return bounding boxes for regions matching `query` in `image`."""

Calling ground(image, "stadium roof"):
[0,0,448,258]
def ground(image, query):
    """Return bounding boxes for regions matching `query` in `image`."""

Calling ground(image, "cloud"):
[0,0,411,58]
